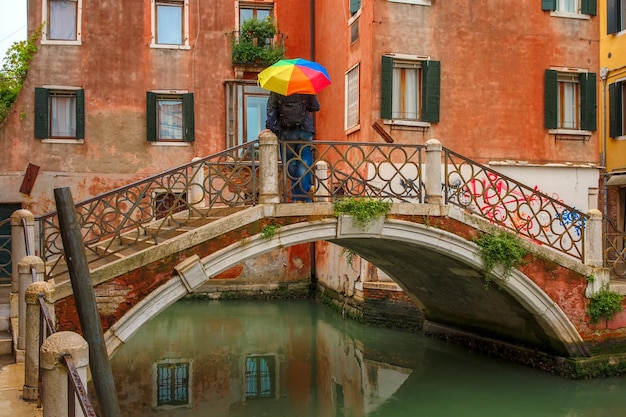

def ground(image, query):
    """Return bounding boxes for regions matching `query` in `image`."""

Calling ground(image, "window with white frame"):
[380,55,440,123]
[610,80,626,138]
[225,81,269,148]
[153,359,192,409]
[345,64,360,130]
[544,69,596,132]
[34,87,84,141]
[146,92,195,143]
[152,0,189,48]
[542,0,596,16]
[41,0,82,44]
[238,1,273,27]
[607,0,626,34]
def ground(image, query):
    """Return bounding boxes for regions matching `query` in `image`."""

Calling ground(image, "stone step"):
[0,304,8,333]
[0,331,12,356]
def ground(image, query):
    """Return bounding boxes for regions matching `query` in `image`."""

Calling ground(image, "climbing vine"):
[261,224,280,240]
[0,25,41,122]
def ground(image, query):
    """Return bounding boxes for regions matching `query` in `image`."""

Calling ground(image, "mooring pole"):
[54,187,122,417]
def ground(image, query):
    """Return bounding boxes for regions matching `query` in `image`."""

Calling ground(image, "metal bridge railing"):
[280,140,425,203]
[443,147,587,261]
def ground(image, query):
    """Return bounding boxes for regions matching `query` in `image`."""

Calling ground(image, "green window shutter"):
[350,0,361,14]
[544,70,558,129]
[146,92,157,142]
[609,82,622,138]
[75,89,85,139]
[541,0,557,11]
[608,0,618,35]
[381,56,393,119]
[34,88,49,139]
[422,60,440,123]
[581,0,596,16]
[183,93,195,142]
[580,72,596,131]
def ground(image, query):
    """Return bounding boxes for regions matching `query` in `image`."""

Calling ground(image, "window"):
[146,92,194,143]
[607,0,626,34]
[541,0,596,15]
[34,87,84,140]
[42,0,82,43]
[610,81,626,138]
[380,55,440,123]
[152,0,189,48]
[238,1,273,26]
[153,359,192,409]
[544,70,596,132]
[245,355,277,400]
[225,81,269,147]
[345,64,360,130]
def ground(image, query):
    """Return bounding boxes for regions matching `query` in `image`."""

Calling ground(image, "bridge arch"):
[104,215,589,359]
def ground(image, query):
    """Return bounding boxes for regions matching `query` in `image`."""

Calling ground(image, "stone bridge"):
[7,134,626,375]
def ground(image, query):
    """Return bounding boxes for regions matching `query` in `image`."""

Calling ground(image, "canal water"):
[108,299,626,417]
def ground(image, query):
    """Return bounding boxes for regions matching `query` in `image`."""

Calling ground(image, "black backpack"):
[278,94,306,128]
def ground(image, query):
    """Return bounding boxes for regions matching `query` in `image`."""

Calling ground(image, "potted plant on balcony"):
[231,17,284,69]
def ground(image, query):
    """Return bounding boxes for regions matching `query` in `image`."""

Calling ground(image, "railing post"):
[40,331,89,417]
[584,209,603,268]
[314,161,330,202]
[259,130,280,204]
[17,255,44,357]
[189,157,206,208]
[425,139,443,204]
[24,280,53,401]
[10,210,35,331]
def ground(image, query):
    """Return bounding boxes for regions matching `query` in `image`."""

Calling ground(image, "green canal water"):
[108,299,626,417]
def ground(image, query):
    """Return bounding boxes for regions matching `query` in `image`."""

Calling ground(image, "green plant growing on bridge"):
[587,288,624,325]
[475,230,527,287]
[341,248,358,271]
[334,197,391,228]
[261,224,280,240]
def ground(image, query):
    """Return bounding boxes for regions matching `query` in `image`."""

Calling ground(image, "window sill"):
[41,40,82,46]
[345,124,361,135]
[614,135,626,141]
[348,8,361,25]
[150,44,191,50]
[41,138,84,144]
[383,119,430,130]
[388,0,431,5]
[548,129,592,141]
[549,11,590,20]
[150,142,192,147]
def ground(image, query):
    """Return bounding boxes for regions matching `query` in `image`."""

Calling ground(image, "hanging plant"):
[587,289,624,325]
[334,197,392,228]
[474,230,527,287]
[231,17,284,66]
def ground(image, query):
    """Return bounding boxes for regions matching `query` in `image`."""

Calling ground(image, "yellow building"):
[600,1,626,260]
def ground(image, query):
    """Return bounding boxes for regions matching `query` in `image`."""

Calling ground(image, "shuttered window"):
[542,0,596,15]
[544,70,596,131]
[380,56,440,123]
[34,87,84,140]
[609,82,626,138]
[607,0,626,34]
[146,92,194,142]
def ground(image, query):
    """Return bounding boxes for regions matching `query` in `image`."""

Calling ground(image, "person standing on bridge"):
[264,91,320,203]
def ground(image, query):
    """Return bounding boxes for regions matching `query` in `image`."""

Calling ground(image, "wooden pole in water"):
[54,187,122,417]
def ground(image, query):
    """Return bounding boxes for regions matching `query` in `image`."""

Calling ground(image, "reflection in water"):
[107,300,626,417]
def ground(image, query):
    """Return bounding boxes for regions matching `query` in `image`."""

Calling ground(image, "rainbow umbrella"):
[257,58,331,96]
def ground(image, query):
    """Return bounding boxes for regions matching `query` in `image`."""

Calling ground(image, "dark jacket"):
[266,92,320,134]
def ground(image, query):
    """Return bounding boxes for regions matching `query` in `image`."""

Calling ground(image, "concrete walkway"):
[0,355,42,417]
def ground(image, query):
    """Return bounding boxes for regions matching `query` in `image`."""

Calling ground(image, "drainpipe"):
[309,0,317,284]
[600,67,609,238]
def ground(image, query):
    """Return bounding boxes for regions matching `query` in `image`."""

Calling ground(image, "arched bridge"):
[6,134,624,365]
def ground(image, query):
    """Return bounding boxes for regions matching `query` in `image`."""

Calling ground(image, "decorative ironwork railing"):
[37,142,260,279]
[604,217,626,278]
[443,147,587,261]
[281,140,425,202]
